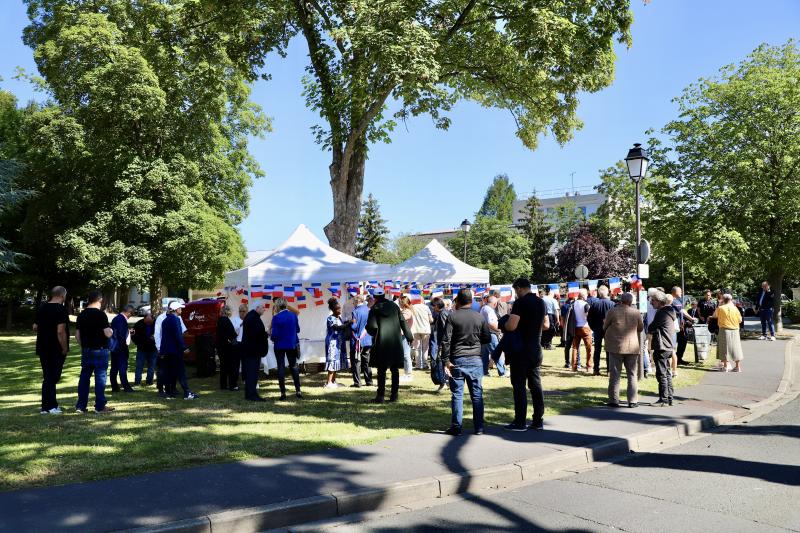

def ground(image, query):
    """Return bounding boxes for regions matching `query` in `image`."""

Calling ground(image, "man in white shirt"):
[570,289,593,372]
[540,287,560,350]
[480,296,505,377]
[410,301,433,369]
[153,301,188,397]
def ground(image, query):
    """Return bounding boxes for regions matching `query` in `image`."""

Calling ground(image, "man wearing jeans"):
[755,281,776,341]
[480,295,504,376]
[132,312,158,385]
[441,289,491,436]
[75,290,115,414]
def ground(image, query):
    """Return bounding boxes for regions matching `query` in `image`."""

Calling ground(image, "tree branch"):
[307,0,347,56]
[445,0,479,41]
[293,0,342,147]
[340,83,394,181]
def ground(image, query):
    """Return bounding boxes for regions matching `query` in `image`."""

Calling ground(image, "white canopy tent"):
[223,224,394,366]
[392,239,490,285]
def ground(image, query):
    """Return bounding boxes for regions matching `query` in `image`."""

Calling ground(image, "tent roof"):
[226,224,394,285]
[392,240,490,284]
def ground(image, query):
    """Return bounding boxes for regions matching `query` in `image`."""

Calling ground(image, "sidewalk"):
[0,336,792,533]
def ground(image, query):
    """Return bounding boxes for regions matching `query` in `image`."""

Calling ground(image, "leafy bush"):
[782,300,800,323]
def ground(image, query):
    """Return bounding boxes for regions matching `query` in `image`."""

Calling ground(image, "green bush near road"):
[0,333,711,491]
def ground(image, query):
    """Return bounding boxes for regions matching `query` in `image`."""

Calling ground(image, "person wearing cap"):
[366,287,413,403]
[160,300,198,400]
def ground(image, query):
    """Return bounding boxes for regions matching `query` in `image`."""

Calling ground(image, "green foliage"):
[448,217,531,284]
[0,90,32,273]
[782,299,800,323]
[355,193,390,262]
[15,1,265,303]
[215,0,634,251]
[478,174,516,223]
[375,234,427,265]
[649,40,800,311]
[549,200,586,245]
[517,193,556,283]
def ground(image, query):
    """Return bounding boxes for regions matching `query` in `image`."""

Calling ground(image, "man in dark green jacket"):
[366,289,413,403]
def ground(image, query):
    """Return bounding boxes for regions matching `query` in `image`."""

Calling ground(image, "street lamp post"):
[625,143,649,270]
[460,219,471,263]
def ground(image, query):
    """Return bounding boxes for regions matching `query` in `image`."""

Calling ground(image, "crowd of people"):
[31,278,771,433]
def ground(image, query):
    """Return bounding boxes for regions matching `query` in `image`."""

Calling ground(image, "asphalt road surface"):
[292,394,800,533]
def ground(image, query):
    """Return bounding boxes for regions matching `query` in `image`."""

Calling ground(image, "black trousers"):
[676,331,688,361]
[164,353,190,397]
[110,350,131,390]
[351,346,373,386]
[219,345,240,390]
[511,356,544,425]
[592,330,605,372]
[541,314,556,348]
[375,365,399,400]
[156,355,165,393]
[275,347,301,394]
[653,350,674,401]
[39,352,66,411]
[242,356,261,399]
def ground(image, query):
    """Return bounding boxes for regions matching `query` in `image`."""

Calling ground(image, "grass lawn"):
[0,332,714,492]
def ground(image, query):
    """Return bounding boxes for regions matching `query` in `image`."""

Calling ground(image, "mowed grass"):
[0,332,714,491]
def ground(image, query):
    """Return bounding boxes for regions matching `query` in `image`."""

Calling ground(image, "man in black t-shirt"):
[33,286,70,414]
[503,278,549,431]
[75,290,115,413]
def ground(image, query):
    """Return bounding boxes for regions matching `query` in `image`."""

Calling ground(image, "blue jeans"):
[402,339,412,375]
[76,348,109,411]
[482,334,504,376]
[135,349,158,385]
[761,309,775,336]
[448,356,484,432]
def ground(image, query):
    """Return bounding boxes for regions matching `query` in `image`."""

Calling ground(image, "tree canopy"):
[478,174,516,223]
[648,40,800,318]
[16,1,268,309]
[213,0,634,252]
[518,193,556,283]
[448,216,530,284]
[555,223,632,280]
[355,193,390,262]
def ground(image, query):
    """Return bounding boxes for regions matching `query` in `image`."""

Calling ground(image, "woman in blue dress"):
[325,297,351,389]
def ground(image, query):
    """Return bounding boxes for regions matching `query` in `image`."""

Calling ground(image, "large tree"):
[650,41,800,328]
[478,174,516,223]
[556,223,632,280]
[355,193,390,262]
[448,216,530,284]
[217,1,633,252]
[20,2,267,310]
[518,193,556,283]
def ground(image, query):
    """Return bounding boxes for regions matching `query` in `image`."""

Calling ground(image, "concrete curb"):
[118,338,799,533]
[116,410,739,533]
[742,335,796,411]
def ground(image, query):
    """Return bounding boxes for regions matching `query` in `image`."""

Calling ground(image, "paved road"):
[294,394,800,533]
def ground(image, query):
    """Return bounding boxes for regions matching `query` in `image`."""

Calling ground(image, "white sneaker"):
[323,383,338,389]
[758,335,766,340]
[48,407,63,415]
[334,382,345,388]
[769,336,776,341]
[40,410,48,415]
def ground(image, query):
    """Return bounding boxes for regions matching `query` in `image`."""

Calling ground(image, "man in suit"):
[603,293,644,408]
[587,285,615,376]
[755,281,776,341]
[110,305,135,392]
[241,305,269,401]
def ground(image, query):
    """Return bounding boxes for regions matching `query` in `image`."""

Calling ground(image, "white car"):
[137,297,185,316]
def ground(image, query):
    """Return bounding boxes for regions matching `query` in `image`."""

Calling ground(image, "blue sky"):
[1,1,798,250]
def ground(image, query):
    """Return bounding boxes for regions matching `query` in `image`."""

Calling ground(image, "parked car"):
[137,297,185,317]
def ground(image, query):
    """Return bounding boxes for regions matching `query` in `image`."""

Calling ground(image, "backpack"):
[430,354,446,386]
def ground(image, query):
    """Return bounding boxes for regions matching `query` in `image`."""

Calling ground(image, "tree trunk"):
[324,142,366,254]
[4,300,12,330]
[768,270,784,333]
[149,276,163,316]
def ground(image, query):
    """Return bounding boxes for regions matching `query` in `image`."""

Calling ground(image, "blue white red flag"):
[548,284,560,299]
[609,277,622,295]
[499,287,513,302]
[328,282,341,298]
[409,290,423,304]
[630,275,643,291]
[567,282,580,298]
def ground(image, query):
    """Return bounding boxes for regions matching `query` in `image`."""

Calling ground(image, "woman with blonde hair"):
[713,294,744,372]
[399,296,415,382]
